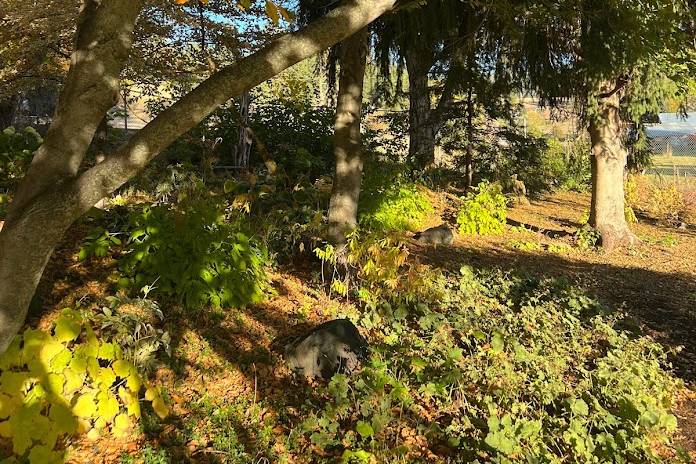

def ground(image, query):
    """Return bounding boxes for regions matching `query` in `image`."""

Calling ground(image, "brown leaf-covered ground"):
[14,190,696,462]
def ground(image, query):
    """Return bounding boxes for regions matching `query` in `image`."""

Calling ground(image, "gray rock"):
[284,319,369,379]
[413,223,454,245]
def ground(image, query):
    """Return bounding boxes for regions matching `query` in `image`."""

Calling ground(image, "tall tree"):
[0,0,400,353]
[327,28,369,247]
[372,0,464,168]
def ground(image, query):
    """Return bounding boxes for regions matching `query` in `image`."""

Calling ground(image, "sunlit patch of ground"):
[10,190,696,462]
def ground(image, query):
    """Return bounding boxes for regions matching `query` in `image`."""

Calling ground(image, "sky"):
[646,112,696,137]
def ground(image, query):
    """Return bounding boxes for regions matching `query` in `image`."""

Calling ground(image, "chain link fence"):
[647,134,696,178]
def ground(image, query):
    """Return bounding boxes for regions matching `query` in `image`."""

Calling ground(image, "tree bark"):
[588,84,638,251]
[0,0,397,353]
[465,84,474,190]
[327,28,369,248]
[405,47,436,169]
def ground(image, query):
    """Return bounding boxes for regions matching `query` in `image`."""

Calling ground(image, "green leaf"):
[491,332,505,354]
[54,311,82,343]
[355,421,374,438]
[570,398,589,416]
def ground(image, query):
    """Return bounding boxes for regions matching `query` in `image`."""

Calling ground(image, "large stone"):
[413,223,453,245]
[284,319,369,379]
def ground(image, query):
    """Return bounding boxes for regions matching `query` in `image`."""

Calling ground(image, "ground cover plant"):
[1,0,695,461]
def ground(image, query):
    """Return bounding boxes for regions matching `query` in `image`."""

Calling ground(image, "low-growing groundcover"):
[292,268,684,463]
[0,309,167,463]
[115,265,687,464]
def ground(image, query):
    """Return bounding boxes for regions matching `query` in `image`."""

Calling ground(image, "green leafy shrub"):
[575,225,601,250]
[78,228,122,261]
[314,230,443,309]
[0,126,42,192]
[119,198,270,309]
[359,162,433,232]
[457,181,507,235]
[294,269,682,462]
[0,309,167,462]
[507,239,542,251]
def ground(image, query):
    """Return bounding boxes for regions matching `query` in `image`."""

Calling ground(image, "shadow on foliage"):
[413,241,696,384]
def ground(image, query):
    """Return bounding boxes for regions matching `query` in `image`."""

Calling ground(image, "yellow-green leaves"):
[54,309,82,343]
[73,391,97,418]
[145,386,169,419]
[0,310,167,461]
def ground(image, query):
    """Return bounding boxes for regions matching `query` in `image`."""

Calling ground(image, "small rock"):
[283,319,369,379]
[413,223,454,245]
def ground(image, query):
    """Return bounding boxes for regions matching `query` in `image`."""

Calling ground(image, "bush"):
[359,162,433,232]
[0,126,42,192]
[457,181,507,235]
[294,269,682,462]
[119,198,270,309]
[625,174,695,226]
[314,230,443,309]
[0,308,167,462]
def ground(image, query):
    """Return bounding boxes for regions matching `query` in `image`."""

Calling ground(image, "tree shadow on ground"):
[413,242,696,383]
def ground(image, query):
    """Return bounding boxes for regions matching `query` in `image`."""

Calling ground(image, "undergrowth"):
[293,265,683,463]
[457,181,507,235]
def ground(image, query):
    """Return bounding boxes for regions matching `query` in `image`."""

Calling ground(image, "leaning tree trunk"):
[327,27,369,248]
[588,85,638,251]
[0,0,398,353]
[405,47,436,169]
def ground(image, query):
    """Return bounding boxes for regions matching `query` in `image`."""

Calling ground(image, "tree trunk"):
[0,0,397,353]
[465,84,474,190]
[588,85,638,251]
[233,91,252,169]
[327,28,369,248]
[405,47,436,169]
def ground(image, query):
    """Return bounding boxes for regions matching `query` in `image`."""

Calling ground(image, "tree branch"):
[71,0,398,213]
[6,0,144,223]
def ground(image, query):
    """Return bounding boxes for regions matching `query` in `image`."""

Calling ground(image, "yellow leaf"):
[96,390,120,422]
[73,391,97,418]
[44,373,64,395]
[86,427,100,440]
[237,0,251,10]
[0,393,20,419]
[97,342,116,361]
[0,336,22,370]
[0,371,29,393]
[39,341,65,369]
[96,367,116,388]
[126,372,142,393]
[113,360,134,378]
[68,355,87,374]
[49,403,77,435]
[278,5,294,22]
[28,445,62,464]
[265,0,279,24]
[114,413,130,432]
[63,368,85,394]
[49,349,72,373]
[0,420,11,437]
[54,310,82,343]
[152,397,169,419]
